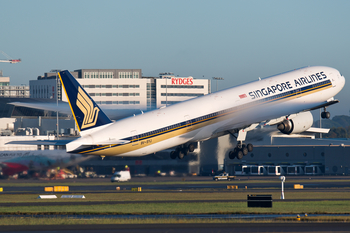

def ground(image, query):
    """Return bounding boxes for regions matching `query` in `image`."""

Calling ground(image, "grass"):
[0,217,275,225]
[1,201,350,215]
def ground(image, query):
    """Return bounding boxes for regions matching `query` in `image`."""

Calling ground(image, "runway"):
[1,176,350,194]
[1,223,350,233]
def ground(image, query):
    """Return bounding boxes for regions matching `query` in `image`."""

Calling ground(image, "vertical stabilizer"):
[58,70,112,132]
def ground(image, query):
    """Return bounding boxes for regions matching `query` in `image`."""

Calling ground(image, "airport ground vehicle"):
[111,170,131,182]
[213,173,235,181]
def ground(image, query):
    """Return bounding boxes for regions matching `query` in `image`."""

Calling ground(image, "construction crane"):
[0,51,21,63]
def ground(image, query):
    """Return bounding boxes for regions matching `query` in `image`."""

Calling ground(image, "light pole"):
[280,176,285,199]
[212,77,224,92]
[50,69,61,139]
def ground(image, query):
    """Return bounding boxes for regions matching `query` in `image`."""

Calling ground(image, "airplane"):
[9,66,345,160]
[0,150,90,178]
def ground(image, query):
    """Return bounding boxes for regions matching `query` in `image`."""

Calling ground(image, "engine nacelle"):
[277,111,313,134]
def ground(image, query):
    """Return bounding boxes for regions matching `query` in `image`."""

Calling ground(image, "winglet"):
[58,70,112,132]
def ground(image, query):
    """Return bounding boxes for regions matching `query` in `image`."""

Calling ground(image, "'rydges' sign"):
[171,77,193,85]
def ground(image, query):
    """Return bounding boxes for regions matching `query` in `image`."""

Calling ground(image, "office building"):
[0,76,29,98]
[30,69,210,110]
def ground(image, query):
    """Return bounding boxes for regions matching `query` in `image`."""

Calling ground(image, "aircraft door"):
[184,115,192,131]
[131,130,139,146]
[296,87,302,98]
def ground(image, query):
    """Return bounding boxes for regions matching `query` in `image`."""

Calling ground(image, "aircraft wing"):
[307,99,339,111]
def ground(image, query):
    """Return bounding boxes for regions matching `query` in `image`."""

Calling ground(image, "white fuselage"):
[66,66,345,156]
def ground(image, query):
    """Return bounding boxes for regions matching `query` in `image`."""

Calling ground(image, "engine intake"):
[277,119,293,134]
[277,111,313,134]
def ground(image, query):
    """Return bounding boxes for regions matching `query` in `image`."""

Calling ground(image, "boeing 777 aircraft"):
[10,66,345,160]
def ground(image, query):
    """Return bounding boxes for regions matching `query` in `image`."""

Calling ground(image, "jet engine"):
[277,111,313,134]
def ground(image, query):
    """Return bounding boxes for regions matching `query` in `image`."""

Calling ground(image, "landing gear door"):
[131,130,139,146]
[184,115,192,131]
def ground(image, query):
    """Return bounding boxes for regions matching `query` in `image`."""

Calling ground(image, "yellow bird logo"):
[76,87,100,129]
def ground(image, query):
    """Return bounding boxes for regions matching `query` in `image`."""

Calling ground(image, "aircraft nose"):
[338,73,346,90]
[334,69,345,91]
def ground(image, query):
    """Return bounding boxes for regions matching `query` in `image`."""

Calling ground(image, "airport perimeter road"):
[3,175,350,182]
[2,175,350,183]
[2,176,350,184]
[1,223,350,233]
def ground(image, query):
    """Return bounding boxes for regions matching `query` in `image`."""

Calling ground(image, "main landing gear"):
[228,142,253,160]
[321,107,331,119]
[228,128,254,160]
[170,143,196,159]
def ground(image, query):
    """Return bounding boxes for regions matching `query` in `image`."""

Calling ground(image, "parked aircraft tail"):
[58,70,112,132]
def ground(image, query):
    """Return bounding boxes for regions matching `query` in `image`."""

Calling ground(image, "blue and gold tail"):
[58,70,112,132]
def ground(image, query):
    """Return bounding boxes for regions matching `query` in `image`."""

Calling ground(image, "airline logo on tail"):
[76,87,100,129]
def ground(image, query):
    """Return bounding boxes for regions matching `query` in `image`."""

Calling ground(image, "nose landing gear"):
[321,107,331,119]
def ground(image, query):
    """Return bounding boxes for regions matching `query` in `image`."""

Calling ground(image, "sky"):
[1,0,350,116]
